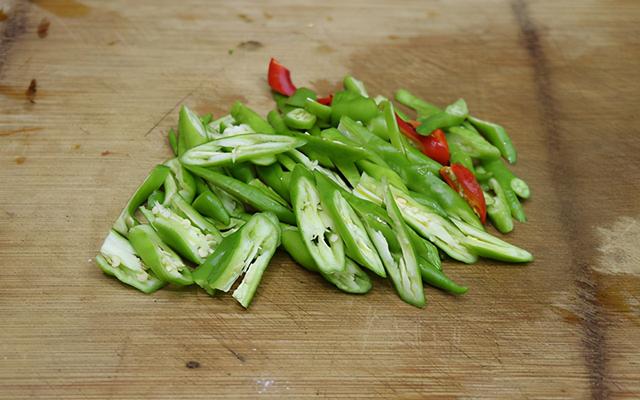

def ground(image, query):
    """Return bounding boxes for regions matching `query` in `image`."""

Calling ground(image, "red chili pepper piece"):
[440,164,487,224]
[423,129,450,165]
[396,114,423,143]
[268,58,297,96]
[396,113,450,165]
[317,94,333,106]
[407,120,420,129]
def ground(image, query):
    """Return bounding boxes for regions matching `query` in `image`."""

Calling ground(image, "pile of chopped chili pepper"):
[96,59,532,308]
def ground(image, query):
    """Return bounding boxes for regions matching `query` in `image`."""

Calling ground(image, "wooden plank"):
[0,0,638,398]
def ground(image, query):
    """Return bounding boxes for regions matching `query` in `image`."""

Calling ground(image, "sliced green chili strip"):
[468,115,517,164]
[129,224,193,286]
[186,165,296,224]
[315,172,386,277]
[97,230,166,293]
[485,178,513,233]
[231,101,275,134]
[446,126,500,160]
[193,191,231,225]
[164,158,197,203]
[280,225,372,294]
[168,128,178,156]
[304,98,332,121]
[481,159,527,222]
[113,165,170,236]
[343,75,369,97]
[394,89,441,118]
[378,181,425,308]
[417,258,467,295]
[179,105,209,151]
[291,164,346,274]
[286,87,317,107]
[181,134,305,167]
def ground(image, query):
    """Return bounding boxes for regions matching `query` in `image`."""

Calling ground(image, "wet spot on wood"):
[101,150,112,156]
[237,40,263,51]
[387,34,399,40]
[316,44,335,54]
[26,79,37,103]
[107,40,117,46]
[37,17,50,38]
[176,13,198,21]
[15,156,26,165]
[0,84,30,101]
[73,144,81,150]
[325,16,333,21]
[185,360,200,369]
[552,305,582,326]
[263,11,273,20]
[0,8,8,21]
[237,13,253,23]
[595,216,640,276]
[29,0,90,18]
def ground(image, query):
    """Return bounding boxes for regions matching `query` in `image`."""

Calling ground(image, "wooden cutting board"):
[1,0,638,398]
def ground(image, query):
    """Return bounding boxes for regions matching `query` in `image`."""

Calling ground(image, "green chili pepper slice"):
[286,87,317,107]
[97,230,166,293]
[446,126,501,161]
[354,174,477,264]
[168,128,178,156]
[179,105,209,151]
[129,225,193,286]
[375,181,425,308]
[450,218,533,262]
[485,178,514,233]
[284,108,317,130]
[113,165,170,236]
[481,159,527,221]
[304,98,332,122]
[230,101,275,134]
[315,172,386,277]
[343,75,369,97]
[186,165,296,224]
[394,89,441,118]
[140,202,219,264]
[164,158,197,203]
[192,191,231,225]
[280,225,372,294]
[291,164,346,274]
[416,99,468,135]
[256,163,291,203]
[181,134,305,167]
[194,213,280,308]
[417,258,467,295]
[467,115,517,164]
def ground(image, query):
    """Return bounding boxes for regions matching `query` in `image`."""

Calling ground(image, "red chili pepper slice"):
[440,164,487,224]
[407,120,420,129]
[396,113,450,165]
[423,129,450,165]
[268,58,297,96]
[396,114,423,143]
[317,94,333,106]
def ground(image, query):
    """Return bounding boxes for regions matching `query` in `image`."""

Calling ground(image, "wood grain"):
[1,0,639,398]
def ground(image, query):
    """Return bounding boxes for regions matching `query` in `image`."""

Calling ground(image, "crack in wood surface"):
[511,1,608,399]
